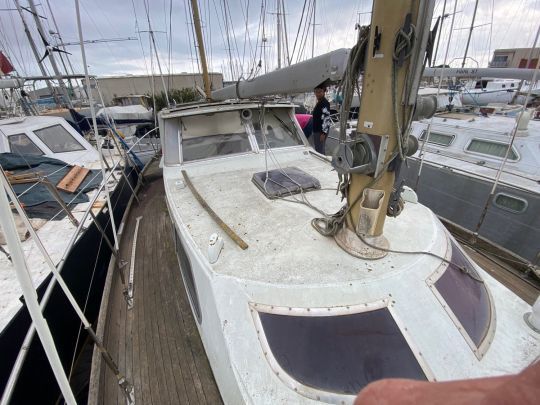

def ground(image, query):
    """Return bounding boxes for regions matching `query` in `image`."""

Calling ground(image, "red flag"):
[0,52,14,75]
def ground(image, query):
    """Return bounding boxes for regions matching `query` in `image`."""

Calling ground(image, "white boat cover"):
[97,105,153,121]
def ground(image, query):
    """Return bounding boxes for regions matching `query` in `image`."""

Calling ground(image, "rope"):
[355,231,484,283]
[392,22,416,159]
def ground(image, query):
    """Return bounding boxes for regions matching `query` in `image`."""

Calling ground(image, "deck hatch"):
[256,307,427,396]
[252,167,320,199]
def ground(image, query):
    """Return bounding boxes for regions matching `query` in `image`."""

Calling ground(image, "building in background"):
[490,48,540,68]
[92,72,223,105]
[27,72,223,106]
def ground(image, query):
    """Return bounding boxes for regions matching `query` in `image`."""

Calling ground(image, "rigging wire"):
[297,0,314,63]
[183,0,198,82]
[167,0,173,90]
[205,0,214,73]
[415,0,459,190]
[290,0,308,62]
[130,0,153,89]
[473,57,540,235]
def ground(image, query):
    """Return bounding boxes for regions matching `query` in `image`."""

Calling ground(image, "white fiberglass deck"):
[166,149,445,285]
[164,147,538,394]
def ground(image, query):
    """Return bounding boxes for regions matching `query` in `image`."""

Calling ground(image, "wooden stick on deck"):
[181,170,248,250]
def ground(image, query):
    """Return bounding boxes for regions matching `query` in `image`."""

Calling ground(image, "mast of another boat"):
[462,0,479,68]
[190,0,212,99]
[27,0,73,108]
[277,0,282,69]
[13,0,59,106]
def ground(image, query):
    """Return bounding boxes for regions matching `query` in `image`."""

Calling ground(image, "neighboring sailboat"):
[0,112,139,404]
[399,108,540,269]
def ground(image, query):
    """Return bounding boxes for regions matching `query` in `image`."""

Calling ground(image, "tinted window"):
[183,133,251,161]
[435,240,491,348]
[34,124,85,153]
[174,227,201,323]
[252,109,304,149]
[8,134,44,155]
[466,139,518,160]
[181,111,252,161]
[258,309,426,395]
[419,130,454,146]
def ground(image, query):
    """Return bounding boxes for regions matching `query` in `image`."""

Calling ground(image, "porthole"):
[493,193,528,214]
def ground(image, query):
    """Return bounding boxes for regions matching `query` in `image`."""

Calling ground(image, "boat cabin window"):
[493,193,527,213]
[180,111,252,162]
[34,125,85,153]
[256,307,427,396]
[419,130,454,146]
[466,139,518,160]
[8,133,44,156]
[432,240,492,351]
[474,80,488,89]
[251,109,304,149]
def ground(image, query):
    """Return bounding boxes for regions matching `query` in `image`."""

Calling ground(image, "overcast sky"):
[0,0,538,83]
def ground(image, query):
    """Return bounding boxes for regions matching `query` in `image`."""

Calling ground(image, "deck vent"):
[252,167,320,199]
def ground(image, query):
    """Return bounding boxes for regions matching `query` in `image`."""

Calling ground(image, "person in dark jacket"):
[312,84,331,154]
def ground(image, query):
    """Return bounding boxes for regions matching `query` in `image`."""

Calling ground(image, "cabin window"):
[493,193,527,213]
[474,80,488,89]
[181,111,252,161]
[432,240,492,350]
[419,130,454,146]
[34,125,85,153]
[466,139,518,160]
[8,133,44,156]
[256,307,427,396]
[174,226,201,323]
[252,109,304,149]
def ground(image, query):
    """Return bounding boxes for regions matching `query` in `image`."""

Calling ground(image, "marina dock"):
[88,164,222,405]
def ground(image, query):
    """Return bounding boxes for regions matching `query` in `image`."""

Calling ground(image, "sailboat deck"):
[89,166,222,404]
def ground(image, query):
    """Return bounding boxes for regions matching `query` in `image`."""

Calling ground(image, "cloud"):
[0,0,537,83]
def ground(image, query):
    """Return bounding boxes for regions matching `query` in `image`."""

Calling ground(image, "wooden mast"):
[339,0,433,256]
[190,0,212,99]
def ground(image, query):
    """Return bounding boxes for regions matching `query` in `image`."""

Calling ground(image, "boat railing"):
[0,150,136,405]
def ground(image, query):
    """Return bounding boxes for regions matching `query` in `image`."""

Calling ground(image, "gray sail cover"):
[252,167,321,199]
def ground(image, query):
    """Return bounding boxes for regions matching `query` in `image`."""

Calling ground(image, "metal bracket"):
[374,135,390,178]
[118,376,135,405]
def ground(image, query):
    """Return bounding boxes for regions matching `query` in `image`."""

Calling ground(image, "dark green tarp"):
[1,152,102,208]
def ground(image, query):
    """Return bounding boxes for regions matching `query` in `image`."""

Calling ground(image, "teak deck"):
[89,166,222,405]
